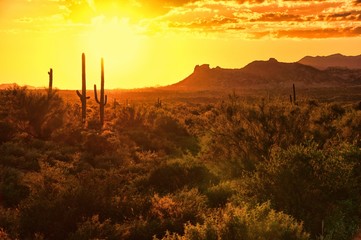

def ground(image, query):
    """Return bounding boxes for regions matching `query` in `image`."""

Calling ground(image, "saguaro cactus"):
[48,68,53,98]
[155,97,162,108]
[94,58,108,126]
[76,53,90,123]
[293,83,296,103]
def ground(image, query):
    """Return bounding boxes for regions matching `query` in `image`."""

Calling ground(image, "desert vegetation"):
[0,84,361,240]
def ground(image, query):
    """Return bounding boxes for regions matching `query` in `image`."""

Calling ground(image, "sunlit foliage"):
[0,88,360,239]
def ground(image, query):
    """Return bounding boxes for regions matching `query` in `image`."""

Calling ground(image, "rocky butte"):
[165,55,361,91]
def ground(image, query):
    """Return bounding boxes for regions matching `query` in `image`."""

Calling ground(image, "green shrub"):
[0,206,19,239]
[0,167,29,207]
[0,228,11,240]
[202,99,312,175]
[122,188,208,240]
[146,158,218,193]
[157,202,310,240]
[0,121,16,144]
[0,87,65,139]
[205,181,237,208]
[69,215,122,240]
[0,142,41,170]
[244,142,361,238]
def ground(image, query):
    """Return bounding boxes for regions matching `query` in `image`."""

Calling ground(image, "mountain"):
[0,83,19,90]
[0,83,37,90]
[166,58,361,91]
[298,53,361,70]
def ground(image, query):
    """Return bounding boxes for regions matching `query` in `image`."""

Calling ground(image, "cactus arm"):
[76,90,82,98]
[104,95,108,105]
[94,84,100,103]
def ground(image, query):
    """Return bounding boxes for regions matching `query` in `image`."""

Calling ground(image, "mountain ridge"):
[1,54,360,91]
[165,55,361,91]
[0,83,37,90]
[298,53,361,70]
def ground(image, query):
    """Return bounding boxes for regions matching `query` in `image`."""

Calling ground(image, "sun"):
[80,16,146,87]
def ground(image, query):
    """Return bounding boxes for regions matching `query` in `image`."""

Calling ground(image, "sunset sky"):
[1,0,361,89]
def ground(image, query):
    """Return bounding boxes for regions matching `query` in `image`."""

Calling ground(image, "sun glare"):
[81,17,146,88]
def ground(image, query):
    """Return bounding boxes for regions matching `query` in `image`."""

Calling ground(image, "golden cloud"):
[2,0,361,39]
[146,0,361,38]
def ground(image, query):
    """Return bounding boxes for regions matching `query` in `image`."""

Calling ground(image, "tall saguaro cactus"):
[48,68,53,98]
[76,53,90,123]
[293,83,296,103]
[94,58,108,126]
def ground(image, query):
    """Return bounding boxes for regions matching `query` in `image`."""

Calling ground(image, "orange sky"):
[1,0,361,89]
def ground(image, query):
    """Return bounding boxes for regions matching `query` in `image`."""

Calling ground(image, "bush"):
[122,188,208,240]
[0,142,41,171]
[146,158,218,193]
[0,87,65,139]
[0,228,11,240]
[205,181,237,208]
[202,99,312,175]
[69,215,122,240]
[157,202,310,240]
[0,206,19,239]
[0,167,29,207]
[0,121,16,144]
[244,142,361,238]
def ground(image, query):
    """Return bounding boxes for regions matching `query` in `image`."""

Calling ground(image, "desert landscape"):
[1,0,361,239]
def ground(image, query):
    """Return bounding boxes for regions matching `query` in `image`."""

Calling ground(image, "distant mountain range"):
[166,54,361,91]
[1,54,361,91]
[298,53,361,70]
[0,83,37,90]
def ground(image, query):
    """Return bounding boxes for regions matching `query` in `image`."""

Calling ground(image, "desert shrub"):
[109,191,151,222]
[152,114,200,155]
[114,105,147,130]
[0,167,29,207]
[157,202,310,240]
[202,98,312,175]
[0,206,19,239]
[0,121,16,144]
[18,160,80,239]
[145,158,218,193]
[82,131,115,156]
[19,192,75,240]
[113,106,200,156]
[322,199,360,240]
[334,110,361,146]
[0,141,41,171]
[308,103,349,146]
[152,189,206,222]
[18,165,125,239]
[205,181,238,208]
[122,188,208,240]
[51,103,83,146]
[0,87,65,139]
[69,215,122,240]
[0,228,11,240]
[150,189,208,237]
[244,142,361,238]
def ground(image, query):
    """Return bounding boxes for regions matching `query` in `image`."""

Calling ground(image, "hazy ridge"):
[2,54,361,91]
[166,54,361,91]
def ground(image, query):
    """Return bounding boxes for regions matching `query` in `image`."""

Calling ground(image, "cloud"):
[144,0,361,39]
[275,26,361,38]
[2,0,361,39]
